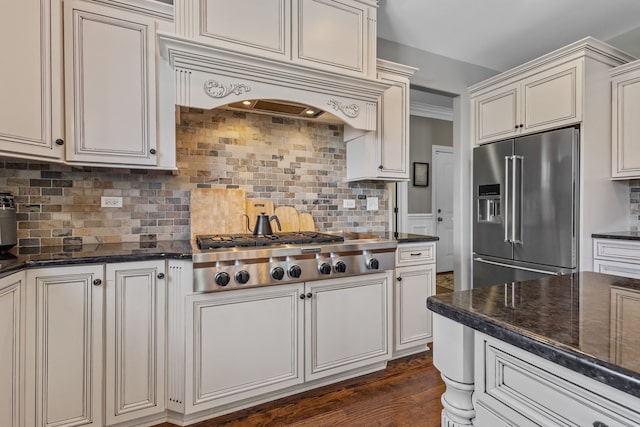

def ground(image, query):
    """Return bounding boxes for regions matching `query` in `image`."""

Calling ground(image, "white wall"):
[377,38,498,290]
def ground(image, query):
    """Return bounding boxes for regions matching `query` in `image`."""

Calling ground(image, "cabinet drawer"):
[395,242,435,267]
[477,336,640,426]
[594,259,640,279]
[594,239,640,263]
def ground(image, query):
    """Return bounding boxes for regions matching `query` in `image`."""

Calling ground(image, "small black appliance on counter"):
[0,192,17,252]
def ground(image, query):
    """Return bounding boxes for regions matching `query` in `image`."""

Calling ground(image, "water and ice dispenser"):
[477,184,501,223]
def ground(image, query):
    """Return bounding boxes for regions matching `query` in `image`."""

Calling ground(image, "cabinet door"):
[377,70,410,179]
[521,59,582,133]
[473,84,519,145]
[63,0,158,166]
[305,272,391,381]
[0,1,63,160]
[394,263,435,355]
[26,265,104,427]
[612,69,640,178]
[293,0,371,76]
[0,272,25,427]
[185,284,304,413]
[105,261,165,425]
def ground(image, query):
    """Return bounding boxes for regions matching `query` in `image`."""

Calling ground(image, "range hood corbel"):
[157,31,391,131]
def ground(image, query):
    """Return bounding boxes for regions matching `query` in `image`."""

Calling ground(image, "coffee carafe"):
[245,212,282,235]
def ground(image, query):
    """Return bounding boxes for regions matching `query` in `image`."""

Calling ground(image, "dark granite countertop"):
[0,240,193,278]
[387,232,439,243]
[427,272,640,398]
[592,231,640,241]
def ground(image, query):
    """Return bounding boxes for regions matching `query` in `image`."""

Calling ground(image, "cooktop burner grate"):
[196,232,344,249]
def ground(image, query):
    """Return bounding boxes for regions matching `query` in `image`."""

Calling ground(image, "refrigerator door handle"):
[474,257,561,276]
[504,155,511,242]
[512,155,523,244]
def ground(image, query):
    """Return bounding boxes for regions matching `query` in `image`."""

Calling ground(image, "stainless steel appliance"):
[473,127,579,288]
[0,192,17,252]
[193,232,396,292]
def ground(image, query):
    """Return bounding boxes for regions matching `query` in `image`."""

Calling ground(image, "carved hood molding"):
[157,32,390,131]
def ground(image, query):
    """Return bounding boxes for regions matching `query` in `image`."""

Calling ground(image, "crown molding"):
[410,101,453,121]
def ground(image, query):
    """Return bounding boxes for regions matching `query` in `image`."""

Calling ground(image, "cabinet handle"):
[300,294,306,300]
[306,292,312,299]
[396,277,402,282]
[410,252,422,256]
[55,138,64,146]
[378,165,383,170]
[93,279,102,286]
[149,148,157,155]
[519,124,524,128]
[593,422,609,427]
[157,273,165,279]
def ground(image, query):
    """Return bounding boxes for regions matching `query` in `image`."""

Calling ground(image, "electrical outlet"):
[343,199,356,209]
[366,197,378,211]
[101,196,123,208]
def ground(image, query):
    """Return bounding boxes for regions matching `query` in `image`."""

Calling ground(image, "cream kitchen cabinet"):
[105,260,166,425]
[472,58,583,145]
[0,271,26,427]
[611,60,640,179]
[392,241,436,358]
[176,271,391,417]
[0,1,64,161]
[25,264,104,427]
[174,0,377,78]
[593,238,640,278]
[345,60,417,181]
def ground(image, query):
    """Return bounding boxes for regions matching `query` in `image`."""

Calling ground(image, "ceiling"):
[377,0,640,71]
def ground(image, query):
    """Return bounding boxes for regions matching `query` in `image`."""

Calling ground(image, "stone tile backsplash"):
[0,108,388,248]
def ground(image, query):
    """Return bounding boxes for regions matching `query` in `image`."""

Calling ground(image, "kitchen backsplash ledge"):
[0,108,388,248]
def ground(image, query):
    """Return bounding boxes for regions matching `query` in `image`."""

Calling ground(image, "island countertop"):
[427,271,640,398]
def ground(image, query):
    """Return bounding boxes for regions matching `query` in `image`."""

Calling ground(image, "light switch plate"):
[366,197,378,211]
[343,199,356,209]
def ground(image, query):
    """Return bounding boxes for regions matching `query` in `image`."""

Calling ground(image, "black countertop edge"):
[385,232,439,243]
[427,297,640,399]
[591,231,640,241]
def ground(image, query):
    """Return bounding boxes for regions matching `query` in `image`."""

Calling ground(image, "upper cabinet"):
[0,1,64,161]
[472,58,583,145]
[611,59,640,179]
[344,59,417,181]
[174,0,377,78]
[0,0,176,169]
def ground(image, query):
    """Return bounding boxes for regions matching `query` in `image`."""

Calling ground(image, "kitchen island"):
[427,272,640,426]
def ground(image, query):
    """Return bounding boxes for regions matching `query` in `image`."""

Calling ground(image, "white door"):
[433,146,454,272]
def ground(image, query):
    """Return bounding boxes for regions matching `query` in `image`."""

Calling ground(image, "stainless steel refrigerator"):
[472,127,579,288]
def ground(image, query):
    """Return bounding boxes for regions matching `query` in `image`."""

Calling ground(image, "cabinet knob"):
[306,292,312,298]
[519,124,524,128]
[396,277,402,282]
[300,294,306,300]
[149,148,157,155]
[157,273,165,279]
[55,138,64,146]
[514,125,519,130]
[378,165,384,170]
[93,279,102,286]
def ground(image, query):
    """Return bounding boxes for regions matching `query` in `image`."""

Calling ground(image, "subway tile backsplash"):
[0,108,388,248]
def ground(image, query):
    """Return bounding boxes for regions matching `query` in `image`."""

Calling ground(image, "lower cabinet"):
[181,271,392,415]
[22,260,166,427]
[593,238,640,278]
[26,264,105,427]
[393,242,436,358]
[105,261,166,425]
[0,271,26,427]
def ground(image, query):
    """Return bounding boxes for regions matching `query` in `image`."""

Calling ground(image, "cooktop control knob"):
[288,265,302,278]
[215,272,231,286]
[367,258,379,270]
[334,261,347,273]
[235,270,250,284]
[319,262,332,275]
[271,266,285,280]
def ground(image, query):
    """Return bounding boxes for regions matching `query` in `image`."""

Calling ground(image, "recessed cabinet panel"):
[200,0,289,58]
[475,87,518,144]
[395,264,434,352]
[64,0,157,165]
[295,0,365,74]
[0,274,24,427]
[523,63,580,132]
[611,62,640,178]
[0,0,63,159]
[378,79,407,177]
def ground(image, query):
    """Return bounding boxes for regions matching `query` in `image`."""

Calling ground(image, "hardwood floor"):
[155,350,444,427]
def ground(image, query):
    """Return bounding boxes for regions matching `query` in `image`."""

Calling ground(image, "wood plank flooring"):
[155,350,444,427]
